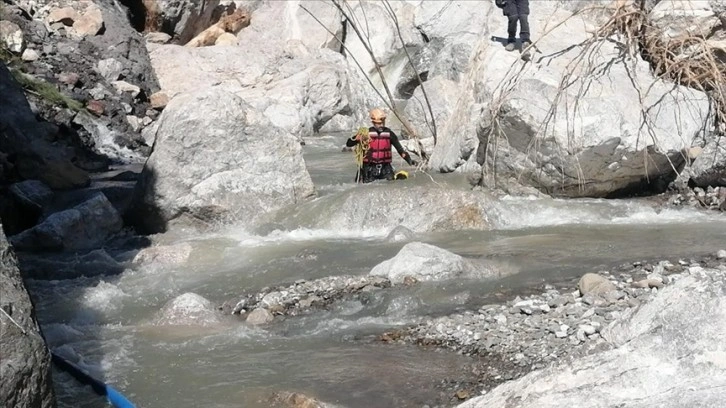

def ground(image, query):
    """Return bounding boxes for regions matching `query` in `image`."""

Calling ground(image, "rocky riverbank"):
[377,251,726,406]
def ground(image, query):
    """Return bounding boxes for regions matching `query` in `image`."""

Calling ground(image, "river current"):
[27,132,726,407]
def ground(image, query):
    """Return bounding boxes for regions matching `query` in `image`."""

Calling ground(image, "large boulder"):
[131,88,315,233]
[147,44,351,140]
[9,193,122,251]
[369,242,503,284]
[430,2,711,197]
[0,229,55,407]
[457,267,726,408]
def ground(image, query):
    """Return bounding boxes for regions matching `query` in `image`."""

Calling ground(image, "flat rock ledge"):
[223,275,392,320]
[379,255,726,402]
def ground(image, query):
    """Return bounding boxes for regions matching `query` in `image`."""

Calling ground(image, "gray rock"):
[0,20,24,54]
[153,293,222,327]
[97,58,124,81]
[10,193,122,251]
[369,242,504,284]
[0,230,55,407]
[385,225,416,242]
[246,308,274,325]
[9,180,53,211]
[130,88,315,233]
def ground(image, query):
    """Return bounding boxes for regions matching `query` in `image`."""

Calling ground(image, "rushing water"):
[27,132,726,408]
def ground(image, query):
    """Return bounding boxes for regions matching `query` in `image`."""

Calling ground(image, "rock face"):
[0,229,55,407]
[369,242,503,284]
[457,268,726,408]
[341,0,717,197]
[131,88,315,233]
[147,42,352,141]
[432,2,712,197]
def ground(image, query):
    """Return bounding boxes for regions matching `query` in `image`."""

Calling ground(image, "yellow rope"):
[353,127,370,168]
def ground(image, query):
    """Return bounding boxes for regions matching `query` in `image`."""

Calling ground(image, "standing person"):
[346,108,417,183]
[501,0,531,52]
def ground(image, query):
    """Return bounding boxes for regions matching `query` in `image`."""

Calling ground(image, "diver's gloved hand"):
[403,154,417,166]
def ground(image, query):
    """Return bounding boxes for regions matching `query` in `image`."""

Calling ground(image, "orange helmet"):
[369,108,386,123]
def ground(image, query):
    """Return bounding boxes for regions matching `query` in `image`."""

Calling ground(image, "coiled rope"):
[353,126,370,168]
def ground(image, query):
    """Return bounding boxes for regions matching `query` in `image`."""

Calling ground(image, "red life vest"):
[365,127,392,164]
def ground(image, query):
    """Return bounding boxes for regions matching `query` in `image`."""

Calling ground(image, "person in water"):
[346,108,417,183]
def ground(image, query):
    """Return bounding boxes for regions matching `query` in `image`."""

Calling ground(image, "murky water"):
[27,133,726,407]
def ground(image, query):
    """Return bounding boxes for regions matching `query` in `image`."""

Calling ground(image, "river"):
[26,132,726,408]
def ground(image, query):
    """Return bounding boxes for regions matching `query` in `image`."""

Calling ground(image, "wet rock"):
[369,242,495,284]
[97,58,124,82]
[17,249,125,280]
[718,250,726,259]
[246,308,274,325]
[21,48,39,62]
[385,225,416,242]
[153,293,222,327]
[9,180,52,211]
[10,193,122,251]
[132,242,193,266]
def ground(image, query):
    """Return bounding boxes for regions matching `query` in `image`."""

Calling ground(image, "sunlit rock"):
[153,293,222,327]
[426,2,711,198]
[370,242,502,284]
[457,269,726,408]
[130,88,315,233]
[272,185,491,233]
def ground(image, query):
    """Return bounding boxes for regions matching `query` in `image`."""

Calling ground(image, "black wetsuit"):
[346,126,414,183]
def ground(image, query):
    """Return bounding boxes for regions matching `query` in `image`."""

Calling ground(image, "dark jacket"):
[346,126,412,164]
[503,0,529,16]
